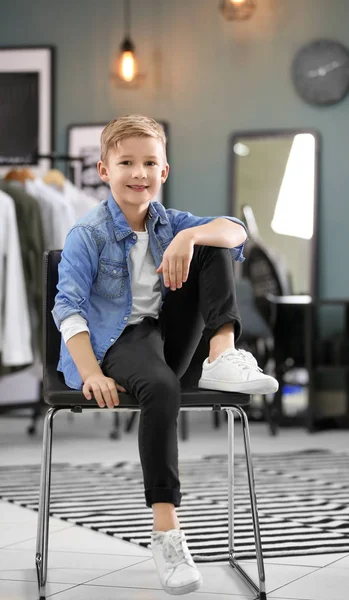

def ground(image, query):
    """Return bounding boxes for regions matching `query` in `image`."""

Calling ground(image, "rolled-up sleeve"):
[60,314,90,344]
[51,226,98,330]
[166,209,248,262]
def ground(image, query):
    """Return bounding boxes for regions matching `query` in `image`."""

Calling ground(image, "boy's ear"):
[97,160,109,182]
[161,163,170,184]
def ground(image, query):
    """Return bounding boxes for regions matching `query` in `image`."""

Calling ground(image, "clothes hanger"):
[4,168,35,184]
[42,169,65,190]
[21,168,35,181]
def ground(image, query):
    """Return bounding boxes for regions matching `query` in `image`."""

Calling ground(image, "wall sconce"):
[110,0,145,88]
[219,0,257,21]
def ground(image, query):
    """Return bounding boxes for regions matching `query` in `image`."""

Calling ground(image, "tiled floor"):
[0,408,349,599]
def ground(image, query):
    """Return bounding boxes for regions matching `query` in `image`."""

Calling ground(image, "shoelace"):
[163,534,190,567]
[221,349,263,373]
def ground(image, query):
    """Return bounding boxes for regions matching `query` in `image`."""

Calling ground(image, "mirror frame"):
[229,128,321,298]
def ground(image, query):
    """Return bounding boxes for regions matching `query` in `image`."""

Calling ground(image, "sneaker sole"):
[162,574,203,595]
[198,377,279,395]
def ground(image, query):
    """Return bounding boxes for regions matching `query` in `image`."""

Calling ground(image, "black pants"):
[102,245,241,508]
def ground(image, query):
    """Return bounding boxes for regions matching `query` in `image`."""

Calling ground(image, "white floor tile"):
[7,523,152,556]
[325,553,349,568]
[183,563,255,596]
[0,547,148,571]
[87,558,255,597]
[85,559,318,596]
[0,579,74,600]
[264,552,349,568]
[0,501,74,534]
[239,561,318,594]
[269,566,349,600]
[86,558,163,592]
[0,520,72,549]
[0,501,38,523]
[0,567,109,585]
[197,561,266,598]
[51,584,256,599]
[0,550,150,586]
[89,559,255,598]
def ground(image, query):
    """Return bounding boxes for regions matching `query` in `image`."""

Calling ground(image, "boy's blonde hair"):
[100,114,167,163]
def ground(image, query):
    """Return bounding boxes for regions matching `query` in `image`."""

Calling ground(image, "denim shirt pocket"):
[96,259,128,299]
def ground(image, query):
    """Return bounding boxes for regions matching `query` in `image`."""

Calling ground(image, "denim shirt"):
[52,194,247,389]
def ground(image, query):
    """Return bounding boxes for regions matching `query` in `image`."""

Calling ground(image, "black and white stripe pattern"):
[0,450,348,561]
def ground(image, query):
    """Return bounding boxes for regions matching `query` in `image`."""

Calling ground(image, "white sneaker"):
[198,348,279,395]
[151,529,203,595]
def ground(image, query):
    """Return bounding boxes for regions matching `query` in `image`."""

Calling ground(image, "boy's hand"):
[82,374,126,409]
[156,230,195,291]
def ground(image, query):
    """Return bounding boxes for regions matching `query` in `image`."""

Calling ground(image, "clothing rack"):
[1,152,84,184]
[0,152,84,435]
[36,153,84,184]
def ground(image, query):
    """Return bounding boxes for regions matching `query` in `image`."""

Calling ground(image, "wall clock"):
[291,39,349,106]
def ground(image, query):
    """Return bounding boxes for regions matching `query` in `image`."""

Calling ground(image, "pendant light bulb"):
[220,0,256,21]
[118,38,138,82]
[120,52,136,81]
[110,0,145,88]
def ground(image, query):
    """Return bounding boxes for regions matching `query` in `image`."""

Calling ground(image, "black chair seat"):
[45,365,250,408]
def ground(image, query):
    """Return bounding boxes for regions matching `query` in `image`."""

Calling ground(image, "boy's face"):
[97,136,169,211]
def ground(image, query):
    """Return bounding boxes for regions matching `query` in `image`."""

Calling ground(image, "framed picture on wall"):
[0,46,54,174]
[67,121,169,205]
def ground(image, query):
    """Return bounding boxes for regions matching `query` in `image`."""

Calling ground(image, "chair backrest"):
[43,250,62,371]
[235,278,272,341]
[239,204,293,297]
[242,242,292,298]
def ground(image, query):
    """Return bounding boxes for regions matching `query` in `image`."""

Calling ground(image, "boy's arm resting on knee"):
[66,332,125,408]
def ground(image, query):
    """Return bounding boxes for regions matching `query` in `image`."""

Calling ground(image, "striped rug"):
[0,449,348,561]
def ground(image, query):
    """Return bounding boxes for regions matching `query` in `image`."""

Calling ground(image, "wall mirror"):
[229,129,320,297]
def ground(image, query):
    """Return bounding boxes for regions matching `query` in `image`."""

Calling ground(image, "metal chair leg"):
[228,406,267,600]
[179,411,188,441]
[227,408,235,557]
[36,406,59,600]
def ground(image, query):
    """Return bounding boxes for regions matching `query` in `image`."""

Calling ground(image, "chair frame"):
[35,250,267,600]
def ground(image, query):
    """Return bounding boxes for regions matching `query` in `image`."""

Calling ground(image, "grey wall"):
[1,0,349,300]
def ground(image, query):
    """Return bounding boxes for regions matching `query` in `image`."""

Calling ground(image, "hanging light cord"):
[124,0,131,38]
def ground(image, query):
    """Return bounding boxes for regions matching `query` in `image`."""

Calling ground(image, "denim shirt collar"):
[107,194,168,240]
[148,201,168,225]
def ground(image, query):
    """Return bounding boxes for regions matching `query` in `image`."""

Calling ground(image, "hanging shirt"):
[0,190,33,366]
[0,179,45,362]
[62,179,99,221]
[25,178,76,249]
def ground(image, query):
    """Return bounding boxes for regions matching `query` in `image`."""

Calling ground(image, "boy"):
[53,115,278,596]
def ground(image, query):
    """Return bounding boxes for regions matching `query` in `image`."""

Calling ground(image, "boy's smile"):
[127,184,149,192]
[98,136,169,229]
